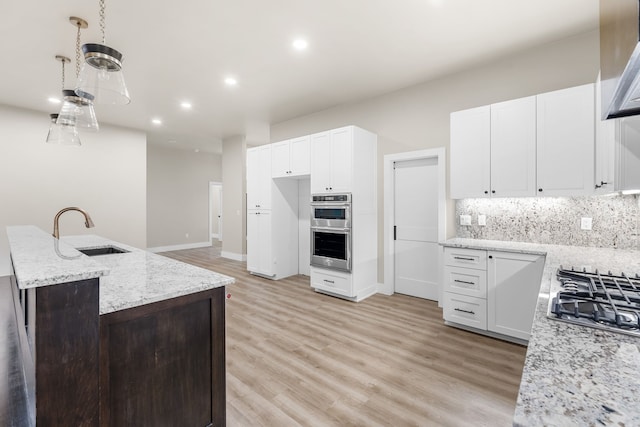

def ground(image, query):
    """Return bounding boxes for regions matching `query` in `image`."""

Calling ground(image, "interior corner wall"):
[221,135,247,258]
[269,30,601,283]
[0,104,147,276]
[146,145,222,248]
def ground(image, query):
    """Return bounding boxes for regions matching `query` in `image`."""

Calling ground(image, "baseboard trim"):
[221,251,246,262]
[147,241,212,253]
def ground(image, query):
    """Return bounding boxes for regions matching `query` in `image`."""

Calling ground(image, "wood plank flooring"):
[161,246,527,427]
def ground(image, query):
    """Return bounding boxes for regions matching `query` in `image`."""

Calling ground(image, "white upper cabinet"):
[490,96,537,197]
[616,117,640,191]
[246,145,272,209]
[450,97,535,199]
[450,105,491,199]
[311,127,353,193]
[536,84,595,197]
[595,78,616,193]
[271,136,311,178]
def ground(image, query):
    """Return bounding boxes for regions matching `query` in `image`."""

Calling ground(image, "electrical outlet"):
[460,214,472,226]
[580,217,592,231]
[478,214,487,226]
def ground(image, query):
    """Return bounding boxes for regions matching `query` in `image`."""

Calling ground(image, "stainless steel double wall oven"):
[310,193,352,272]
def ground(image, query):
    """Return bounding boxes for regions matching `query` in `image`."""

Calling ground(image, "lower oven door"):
[310,227,351,272]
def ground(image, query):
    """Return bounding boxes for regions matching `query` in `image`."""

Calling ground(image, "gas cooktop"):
[548,267,640,337]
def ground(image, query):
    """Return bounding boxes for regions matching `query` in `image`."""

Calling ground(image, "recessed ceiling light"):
[194,148,200,153]
[292,38,308,51]
[48,97,61,104]
[224,77,237,87]
[151,118,162,125]
[180,101,192,109]
[168,139,177,144]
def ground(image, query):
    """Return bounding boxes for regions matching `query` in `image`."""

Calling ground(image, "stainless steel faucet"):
[52,207,95,239]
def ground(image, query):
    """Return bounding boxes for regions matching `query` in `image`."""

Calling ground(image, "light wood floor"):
[161,247,527,427]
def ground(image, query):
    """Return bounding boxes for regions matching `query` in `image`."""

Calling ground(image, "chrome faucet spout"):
[52,207,95,239]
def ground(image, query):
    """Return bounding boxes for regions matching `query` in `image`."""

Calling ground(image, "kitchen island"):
[442,238,640,426]
[6,225,234,426]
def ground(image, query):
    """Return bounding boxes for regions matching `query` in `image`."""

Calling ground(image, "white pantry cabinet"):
[442,247,545,343]
[536,84,595,197]
[450,96,536,199]
[247,145,272,209]
[246,210,272,276]
[271,136,310,178]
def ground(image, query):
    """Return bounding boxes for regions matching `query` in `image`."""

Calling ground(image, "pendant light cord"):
[61,59,66,91]
[99,0,106,45]
[75,23,82,78]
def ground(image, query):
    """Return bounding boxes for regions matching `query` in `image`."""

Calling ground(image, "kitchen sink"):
[78,246,130,256]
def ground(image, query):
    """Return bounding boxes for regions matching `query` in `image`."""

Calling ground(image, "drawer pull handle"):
[324,279,335,284]
[454,308,475,315]
[453,256,475,261]
[454,279,475,285]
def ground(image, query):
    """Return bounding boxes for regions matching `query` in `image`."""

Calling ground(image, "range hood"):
[600,0,640,119]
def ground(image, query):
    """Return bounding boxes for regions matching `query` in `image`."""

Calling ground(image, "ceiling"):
[0,0,599,154]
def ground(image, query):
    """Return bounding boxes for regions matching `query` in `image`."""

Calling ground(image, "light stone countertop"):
[442,238,640,427]
[7,226,234,315]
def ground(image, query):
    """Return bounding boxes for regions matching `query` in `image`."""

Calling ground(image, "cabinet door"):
[450,106,491,199]
[487,251,544,341]
[328,127,353,193]
[595,79,616,193]
[289,136,310,176]
[247,145,272,209]
[536,84,595,197]
[271,140,291,178]
[616,117,640,191]
[310,132,332,193]
[246,211,272,276]
[490,96,536,197]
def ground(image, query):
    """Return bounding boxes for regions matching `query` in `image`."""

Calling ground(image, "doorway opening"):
[209,182,223,246]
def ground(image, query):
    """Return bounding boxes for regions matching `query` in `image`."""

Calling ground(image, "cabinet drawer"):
[443,292,487,330]
[310,268,352,297]
[444,247,487,270]
[443,266,487,298]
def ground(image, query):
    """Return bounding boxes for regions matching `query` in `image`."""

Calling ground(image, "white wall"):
[221,136,246,259]
[0,104,147,275]
[270,30,601,282]
[147,145,221,249]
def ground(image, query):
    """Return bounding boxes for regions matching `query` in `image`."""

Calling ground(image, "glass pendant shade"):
[57,89,99,132]
[46,114,81,146]
[75,43,130,105]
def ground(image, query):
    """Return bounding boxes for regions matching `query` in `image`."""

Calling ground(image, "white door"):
[394,158,439,300]
[209,183,222,241]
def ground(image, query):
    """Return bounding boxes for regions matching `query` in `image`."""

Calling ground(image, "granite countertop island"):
[7,225,234,314]
[6,225,233,426]
[442,238,640,427]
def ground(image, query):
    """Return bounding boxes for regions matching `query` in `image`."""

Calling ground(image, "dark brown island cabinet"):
[10,270,226,427]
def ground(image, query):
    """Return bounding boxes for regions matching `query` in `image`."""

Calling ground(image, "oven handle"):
[311,226,351,233]
[310,203,351,208]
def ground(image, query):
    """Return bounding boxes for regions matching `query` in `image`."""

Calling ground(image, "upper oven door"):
[310,203,351,228]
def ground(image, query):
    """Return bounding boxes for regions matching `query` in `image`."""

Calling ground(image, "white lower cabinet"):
[443,293,487,330]
[442,247,545,343]
[310,267,353,297]
[487,251,545,341]
[246,210,273,277]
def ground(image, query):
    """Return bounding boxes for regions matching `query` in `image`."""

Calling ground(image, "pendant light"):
[75,0,130,105]
[57,17,99,132]
[46,55,81,146]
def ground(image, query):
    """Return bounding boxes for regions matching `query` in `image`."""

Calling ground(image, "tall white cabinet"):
[246,125,378,301]
[309,126,378,301]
